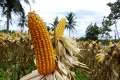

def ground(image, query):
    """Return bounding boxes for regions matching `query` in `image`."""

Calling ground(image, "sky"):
[1,0,119,38]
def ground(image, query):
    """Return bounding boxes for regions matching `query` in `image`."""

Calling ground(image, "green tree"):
[101,16,113,39]
[107,1,120,19]
[0,0,30,32]
[85,23,101,40]
[76,36,86,41]
[66,12,77,37]
[107,1,120,39]
[18,15,28,30]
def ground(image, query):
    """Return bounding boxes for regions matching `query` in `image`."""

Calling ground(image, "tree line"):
[77,0,120,41]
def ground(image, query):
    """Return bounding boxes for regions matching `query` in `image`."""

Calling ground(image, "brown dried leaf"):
[59,37,79,54]
[54,70,64,80]
[57,61,69,75]
[20,70,41,80]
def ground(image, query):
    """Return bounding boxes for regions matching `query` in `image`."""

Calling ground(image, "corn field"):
[0,11,120,80]
[78,41,120,80]
[0,32,35,80]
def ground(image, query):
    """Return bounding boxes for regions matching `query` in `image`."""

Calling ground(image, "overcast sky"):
[1,0,119,38]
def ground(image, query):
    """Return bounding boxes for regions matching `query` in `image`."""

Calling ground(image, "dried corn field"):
[0,11,120,80]
[0,32,35,80]
[77,40,120,80]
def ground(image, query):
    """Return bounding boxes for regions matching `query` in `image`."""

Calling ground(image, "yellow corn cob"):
[109,42,113,47]
[28,11,56,75]
[56,18,66,37]
[96,55,102,61]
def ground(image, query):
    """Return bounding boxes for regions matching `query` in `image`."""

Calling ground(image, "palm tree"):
[49,16,59,31]
[17,15,28,30]
[0,0,30,32]
[66,12,77,37]
[44,22,52,31]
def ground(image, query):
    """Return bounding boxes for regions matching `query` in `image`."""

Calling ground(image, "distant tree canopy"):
[106,1,120,39]
[107,1,120,19]
[76,36,86,41]
[0,29,14,33]
[101,16,113,39]
[85,23,102,40]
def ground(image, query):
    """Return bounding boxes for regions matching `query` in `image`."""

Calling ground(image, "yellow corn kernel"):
[56,18,66,37]
[28,11,56,75]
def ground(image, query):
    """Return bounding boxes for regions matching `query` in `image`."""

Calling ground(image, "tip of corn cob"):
[109,42,113,47]
[56,18,66,37]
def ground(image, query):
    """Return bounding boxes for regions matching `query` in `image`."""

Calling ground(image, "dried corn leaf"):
[59,37,79,54]
[62,74,69,80]
[57,61,69,75]
[45,74,54,80]
[54,70,64,80]
[20,70,41,80]
[61,57,73,67]
[77,65,93,74]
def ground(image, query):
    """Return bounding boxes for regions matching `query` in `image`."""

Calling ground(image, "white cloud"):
[28,0,116,13]
[1,0,118,38]
[23,0,116,38]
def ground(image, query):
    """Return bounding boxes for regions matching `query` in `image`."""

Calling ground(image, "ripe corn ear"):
[96,55,101,61]
[56,18,66,37]
[109,42,113,47]
[28,11,56,75]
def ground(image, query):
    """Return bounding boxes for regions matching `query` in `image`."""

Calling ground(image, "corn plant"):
[0,32,35,80]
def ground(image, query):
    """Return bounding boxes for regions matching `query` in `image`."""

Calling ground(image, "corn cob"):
[28,11,56,75]
[109,42,113,47]
[56,18,66,37]
[96,55,102,61]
